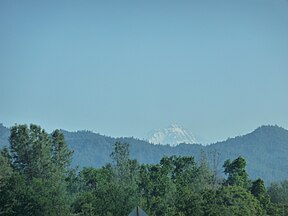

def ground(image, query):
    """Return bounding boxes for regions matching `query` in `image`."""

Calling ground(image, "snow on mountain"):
[146,124,198,146]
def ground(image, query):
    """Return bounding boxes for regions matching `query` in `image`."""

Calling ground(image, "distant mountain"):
[205,125,288,184]
[146,124,198,146]
[1,124,288,184]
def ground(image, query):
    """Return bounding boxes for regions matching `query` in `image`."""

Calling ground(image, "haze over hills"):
[0,123,9,147]
[145,124,198,146]
[0,123,288,184]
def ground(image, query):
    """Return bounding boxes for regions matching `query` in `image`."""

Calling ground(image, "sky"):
[0,0,288,143]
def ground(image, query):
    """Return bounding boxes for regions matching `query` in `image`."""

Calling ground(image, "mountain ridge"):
[0,123,287,184]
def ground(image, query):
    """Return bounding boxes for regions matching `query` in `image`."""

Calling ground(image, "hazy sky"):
[1,0,288,143]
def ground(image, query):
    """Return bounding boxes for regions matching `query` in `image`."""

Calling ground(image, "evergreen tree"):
[251,178,270,211]
[51,129,73,172]
[223,156,249,188]
[139,163,175,216]
[73,142,140,216]
[4,124,73,216]
[203,186,266,216]
[9,124,52,180]
[268,181,288,215]
[110,141,130,182]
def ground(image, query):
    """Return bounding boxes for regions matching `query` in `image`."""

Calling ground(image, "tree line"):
[0,124,287,215]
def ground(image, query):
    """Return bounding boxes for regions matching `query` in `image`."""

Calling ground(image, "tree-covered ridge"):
[1,124,288,215]
[1,124,288,184]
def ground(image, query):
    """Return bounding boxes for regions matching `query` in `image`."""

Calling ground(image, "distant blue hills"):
[1,123,287,184]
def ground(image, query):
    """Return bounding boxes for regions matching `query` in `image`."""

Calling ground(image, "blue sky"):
[1,0,288,143]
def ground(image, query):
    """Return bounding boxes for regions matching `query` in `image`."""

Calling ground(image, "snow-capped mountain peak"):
[146,124,198,146]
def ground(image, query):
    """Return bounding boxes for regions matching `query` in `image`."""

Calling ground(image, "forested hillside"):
[206,125,288,184]
[1,124,288,215]
[1,124,288,184]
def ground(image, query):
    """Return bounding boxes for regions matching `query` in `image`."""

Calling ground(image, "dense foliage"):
[0,124,288,215]
[0,124,73,215]
[1,124,288,183]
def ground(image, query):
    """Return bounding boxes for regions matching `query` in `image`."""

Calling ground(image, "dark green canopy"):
[128,207,148,216]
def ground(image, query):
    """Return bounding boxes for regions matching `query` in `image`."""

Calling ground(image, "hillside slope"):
[1,124,287,183]
[206,125,288,183]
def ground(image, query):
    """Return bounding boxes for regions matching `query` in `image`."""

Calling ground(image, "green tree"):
[0,148,13,187]
[9,124,52,180]
[193,151,213,192]
[74,165,140,216]
[268,181,288,204]
[73,142,140,216]
[268,181,288,215]
[204,186,266,216]
[5,124,73,216]
[139,163,175,216]
[0,150,15,215]
[174,186,204,216]
[171,154,211,216]
[250,178,270,211]
[223,156,249,188]
[110,141,130,182]
[51,129,73,172]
